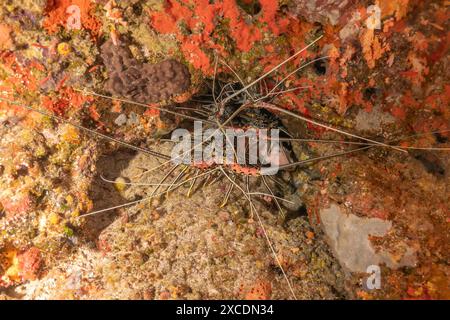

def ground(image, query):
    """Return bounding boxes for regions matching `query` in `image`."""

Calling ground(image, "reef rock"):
[320,204,417,273]
[288,0,357,25]
[100,39,191,104]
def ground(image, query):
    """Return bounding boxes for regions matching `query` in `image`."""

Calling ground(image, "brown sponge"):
[100,39,191,104]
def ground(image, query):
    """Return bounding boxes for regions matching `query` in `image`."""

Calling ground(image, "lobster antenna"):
[219,167,298,300]
[220,35,324,105]
[0,96,171,160]
[79,168,219,218]
[258,102,407,153]
[278,145,372,170]
[263,56,329,98]
[277,128,450,170]
[74,88,217,126]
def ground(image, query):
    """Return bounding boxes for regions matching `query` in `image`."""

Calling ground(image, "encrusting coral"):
[101,39,191,104]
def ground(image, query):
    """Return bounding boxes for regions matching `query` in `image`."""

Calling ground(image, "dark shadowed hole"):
[237,0,262,16]
[434,132,448,143]
[412,151,445,177]
[363,87,377,100]
[132,3,142,15]
[283,204,308,227]
[14,164,28,178]
[313,59,327,75]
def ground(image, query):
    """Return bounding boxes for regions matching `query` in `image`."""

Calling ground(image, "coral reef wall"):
[0,0,448,299]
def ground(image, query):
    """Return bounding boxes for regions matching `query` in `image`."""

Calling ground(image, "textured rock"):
[17,247,42,281]
[320,204,417,272]
[288,0,356,25]
[101,39,191,104]
[0,24,13,50]
[354,105,396,132]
